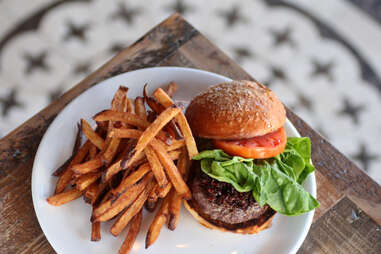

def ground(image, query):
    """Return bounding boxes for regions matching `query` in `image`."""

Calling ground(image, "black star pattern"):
[311,59,335,81]
[338,98,365,124]
[232,46,253,63]
[49,87,64,103]
[24,51,49,74]
[352,144,378,171]
[265,65,287,86]
[111,3,141,25]
[64,22,90,42]
[73,62,91,75]
[110,43,127,54]
[0,88,23,117]
[166,0,193,15]
[218,6,247,27]
[269,27,296,48]
[297,93,313,111]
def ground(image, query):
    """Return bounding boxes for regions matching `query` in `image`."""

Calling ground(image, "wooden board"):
[0,13,380,254]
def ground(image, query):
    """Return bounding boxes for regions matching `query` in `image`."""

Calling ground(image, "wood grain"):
[0,13,380,254]
[298,197,381,254]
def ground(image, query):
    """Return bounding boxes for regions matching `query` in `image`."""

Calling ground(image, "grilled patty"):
[191,169,269,225]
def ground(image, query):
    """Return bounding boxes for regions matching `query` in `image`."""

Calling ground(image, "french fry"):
[145,193,171,249]
[126,98,134,113]
[150,138,191,199]
[91,220,101,241]
[93,110,149,129]
[166,139,185,152]
[148,185,159,203]
[121,106,181,171]
[153,88,198,159]
[55,141,91,193]
[76,172,101,191]
[168,148,190,230]
[165,81,178,98]
[47,188,83,206]
[109,129,142,139]
[118,210,142,254]
[168,150,181,160]
[81,119,106,150]
[104,150,146,182]
[89,144,98,159]
[143,84,178,140]
[84,183,99,204]
[177,147,191,179]
[111,163,151,196]
[156,183,172,198]
[145,146,168,188]
[168,190,182,230]
[71,157,103,175]
[101,137,120,165]
[144,199,159,213]
[52,157,72,177]
[93,173,153,222]
[134,97,146,120]
[110,180,156,236]
[112,86,128,112]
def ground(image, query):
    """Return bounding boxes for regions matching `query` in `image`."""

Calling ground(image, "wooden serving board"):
[0,14,380,254]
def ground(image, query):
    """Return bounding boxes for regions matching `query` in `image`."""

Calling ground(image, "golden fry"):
[81,119,106,150]
[126,98,134,114]
[101,137,120,165]
[145,193,171,249]
[112,86,128,112]
[121,106,181,170]
[93,110,149,129]
[110,180,155,236]
[91,221,101,241]
[150,138,191,199]
[83,183,99,204]
[71,157,103,175]
[93,173,153,222]
[55,141,91,193]
[156,183,172,198]
[111,163,151,196]
[134,97,146,120]
[165,81,178,98]
[47,188,82,206]
[118,210,142,254]
[166,139,185,152]
[153,88,198,159]
[76,172,101,191]
[109,129,142,139]
[168,190,182,230]
[145,145,168,187]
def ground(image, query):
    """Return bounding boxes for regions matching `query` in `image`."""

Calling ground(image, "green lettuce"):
[192,137,319,216]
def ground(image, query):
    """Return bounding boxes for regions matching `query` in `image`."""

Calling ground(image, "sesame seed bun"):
[185,80,286,140]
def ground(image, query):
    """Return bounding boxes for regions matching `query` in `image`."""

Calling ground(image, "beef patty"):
[191,168,269,225]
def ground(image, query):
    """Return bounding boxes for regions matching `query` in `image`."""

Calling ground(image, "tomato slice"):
[213,127,287,159]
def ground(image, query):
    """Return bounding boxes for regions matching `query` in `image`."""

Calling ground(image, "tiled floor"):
[0,0,380,184]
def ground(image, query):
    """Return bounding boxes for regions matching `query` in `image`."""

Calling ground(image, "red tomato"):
[213,127,287,159]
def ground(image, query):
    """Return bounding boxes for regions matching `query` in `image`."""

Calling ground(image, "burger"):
[184,80,319,234]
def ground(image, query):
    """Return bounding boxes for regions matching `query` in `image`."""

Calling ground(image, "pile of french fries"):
[47,82,198,253]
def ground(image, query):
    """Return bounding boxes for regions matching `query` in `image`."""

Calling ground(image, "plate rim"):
[32,66,316,254]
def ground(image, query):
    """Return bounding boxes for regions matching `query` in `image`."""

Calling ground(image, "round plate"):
[32,67,316,254]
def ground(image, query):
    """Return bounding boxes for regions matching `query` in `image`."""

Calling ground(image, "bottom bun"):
[184,199,276,234]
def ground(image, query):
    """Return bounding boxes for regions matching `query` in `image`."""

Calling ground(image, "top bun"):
[185,80,286,140]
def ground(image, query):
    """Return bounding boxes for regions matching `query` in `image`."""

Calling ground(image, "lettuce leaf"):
[193,137,319,216]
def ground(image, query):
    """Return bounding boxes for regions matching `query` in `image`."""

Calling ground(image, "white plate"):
[32,67,316,254]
